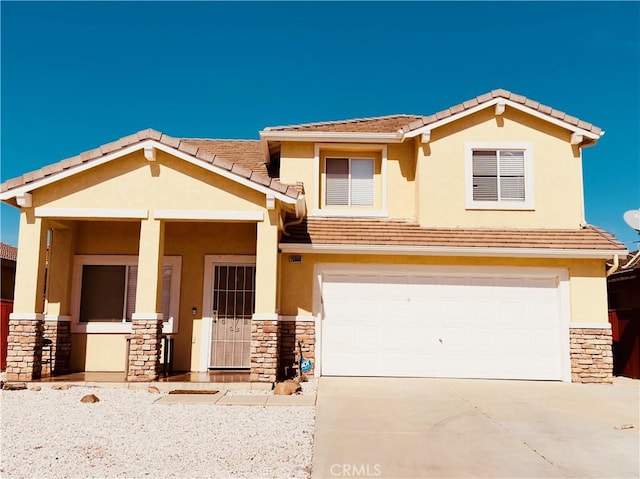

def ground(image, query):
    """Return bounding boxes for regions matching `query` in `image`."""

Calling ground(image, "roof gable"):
[0,129,300,204]
[260,89,603,142]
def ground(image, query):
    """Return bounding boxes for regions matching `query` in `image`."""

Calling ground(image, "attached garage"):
[318,265,570,381]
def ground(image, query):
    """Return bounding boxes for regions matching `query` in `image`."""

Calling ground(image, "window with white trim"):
[325,157,374,207]
[465,143,534,210]
[72,255,181,333]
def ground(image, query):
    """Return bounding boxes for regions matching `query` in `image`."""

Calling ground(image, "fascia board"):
[278,243,626,259]
[404,98,602,141]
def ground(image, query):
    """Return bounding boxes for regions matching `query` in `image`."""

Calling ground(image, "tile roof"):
[264,89,602,135]
[264,114,425,133]
[0,242,18,261]
[0,130,300,199]
[281,218,626,252]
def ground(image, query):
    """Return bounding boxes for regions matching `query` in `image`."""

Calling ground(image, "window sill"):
[310,209,389,218]
[71,321,176,334]
[465,201,535,211]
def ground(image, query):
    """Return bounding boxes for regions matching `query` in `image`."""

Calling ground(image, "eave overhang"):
[278,243,626,260]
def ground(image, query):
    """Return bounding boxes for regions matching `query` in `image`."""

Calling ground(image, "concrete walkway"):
[155,391,316,406]
[312,377,639,478]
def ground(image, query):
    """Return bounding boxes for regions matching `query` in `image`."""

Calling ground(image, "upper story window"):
[465,142,534,210]
[313,144,388,217]
[325,157,374,207]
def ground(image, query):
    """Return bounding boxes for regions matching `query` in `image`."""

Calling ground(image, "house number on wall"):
[289,255,303,263]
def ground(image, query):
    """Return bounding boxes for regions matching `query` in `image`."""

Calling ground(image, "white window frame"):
[312,143,388,217]
[70,255,182,334]
[465,142,535,210]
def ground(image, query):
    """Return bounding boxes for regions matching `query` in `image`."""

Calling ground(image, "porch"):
[7,212,282,384]
[28,370,268,392]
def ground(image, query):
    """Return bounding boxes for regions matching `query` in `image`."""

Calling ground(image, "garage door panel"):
[321,269,565,380]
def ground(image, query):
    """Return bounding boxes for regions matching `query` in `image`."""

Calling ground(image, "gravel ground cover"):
[1,386,315,479]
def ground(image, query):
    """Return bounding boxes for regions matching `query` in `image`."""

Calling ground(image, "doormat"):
[168,389,219,395]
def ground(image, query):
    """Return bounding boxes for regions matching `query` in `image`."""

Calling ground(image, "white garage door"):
[320,267,567,380]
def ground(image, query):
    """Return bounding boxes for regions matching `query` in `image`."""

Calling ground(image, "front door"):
[209,263,255,368]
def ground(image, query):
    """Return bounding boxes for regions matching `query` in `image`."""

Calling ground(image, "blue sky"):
[1,1,639,247]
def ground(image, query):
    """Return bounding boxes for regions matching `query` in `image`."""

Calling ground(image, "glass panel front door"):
[209,264,255,368]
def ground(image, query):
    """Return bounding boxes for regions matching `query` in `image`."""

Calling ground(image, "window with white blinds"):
[80,264,173,322]
[472,149,526,202]
[74,255,181,333]
[466,142,533,210]
[325,157,374,207]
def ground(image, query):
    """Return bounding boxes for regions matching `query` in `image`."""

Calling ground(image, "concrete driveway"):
[312,377,639,478]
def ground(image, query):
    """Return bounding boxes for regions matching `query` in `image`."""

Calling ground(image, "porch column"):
[6,211,48,381]
[127,218,165,381]
[43,225,76,375]
[250,210,279,382]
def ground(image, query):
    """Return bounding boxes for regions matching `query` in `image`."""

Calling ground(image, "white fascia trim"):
[44,315,72,322]
[260,131,404,143]
[35,207,148,219]
[131,313,164,321]
[403,98,602,141]
[9,313,45,321]
[278,243,624,259]
[279,315,315,322]
[569,323,612,330]
[252,313,279,321]
[153,209,264,221]
[1,140,298,206]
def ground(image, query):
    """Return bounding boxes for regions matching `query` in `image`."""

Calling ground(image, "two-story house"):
[0,89,626,384]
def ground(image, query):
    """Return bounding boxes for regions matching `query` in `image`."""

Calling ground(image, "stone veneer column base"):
[250,320,278,382]
[127,319,162,381]
[278,321,316,379]
[6,318,44,381]
[43,320,72,375]
[570,328,613,384]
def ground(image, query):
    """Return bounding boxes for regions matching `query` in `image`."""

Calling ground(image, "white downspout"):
[282,194,306,236]
[606,254,620,277]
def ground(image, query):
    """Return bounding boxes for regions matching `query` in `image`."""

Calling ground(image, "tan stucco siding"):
[417,107,584,228]
[280,142,316,209]
[71,334,127,372]
[280,254,608,326]
[33,150,265,212]
[386,142,416,218]
[280,142,416,218]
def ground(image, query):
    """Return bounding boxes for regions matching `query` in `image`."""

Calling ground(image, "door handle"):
[212,311,218,323]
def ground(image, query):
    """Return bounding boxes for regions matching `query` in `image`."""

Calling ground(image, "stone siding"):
[250,319,316,382]
[5,319,44,381]
[250,320,278,382]
[278,321,316,379]
[570,328,613,383]
[126,319,162,381]
[43,320,72,375]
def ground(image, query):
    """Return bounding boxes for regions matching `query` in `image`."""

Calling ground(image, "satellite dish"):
[623,209,640,232]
